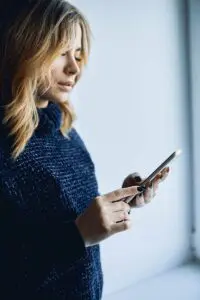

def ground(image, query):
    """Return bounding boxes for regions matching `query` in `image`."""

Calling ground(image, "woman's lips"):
[58,83,73,92]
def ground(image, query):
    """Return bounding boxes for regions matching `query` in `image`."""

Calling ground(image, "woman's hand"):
[75,185,145,247]
[121,167,170,208]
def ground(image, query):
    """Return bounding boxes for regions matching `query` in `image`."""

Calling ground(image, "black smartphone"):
[124,149,182,204]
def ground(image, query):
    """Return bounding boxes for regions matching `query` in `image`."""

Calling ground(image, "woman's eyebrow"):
[76,47,82,52]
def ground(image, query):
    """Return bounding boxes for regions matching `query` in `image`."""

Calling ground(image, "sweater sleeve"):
[0,182,87,269]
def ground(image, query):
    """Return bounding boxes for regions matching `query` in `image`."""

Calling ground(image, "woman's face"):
[37,24,82,108]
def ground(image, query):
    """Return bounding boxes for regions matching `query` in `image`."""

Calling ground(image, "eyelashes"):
[61,53,82,62]
[75,57,82,62]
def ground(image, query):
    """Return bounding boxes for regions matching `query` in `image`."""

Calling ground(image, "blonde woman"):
[0,0,169,299]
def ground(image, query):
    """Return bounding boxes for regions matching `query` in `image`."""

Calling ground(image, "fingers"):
[114,210,131,223]
[128,179,159,207]
[135,193,145,207]
[143,167,170,204]
[111,200,131,223]
[112,200,130,212]
[105,167,170,211]
[152,179,159,192]
[129,184,155,207]
[155,167,169,182]
[111,219,132,234]
[127,193,145,208]
[160,167,170,181]
[104,186,141,202]
[143,186,154,203]
[151,166,170,189]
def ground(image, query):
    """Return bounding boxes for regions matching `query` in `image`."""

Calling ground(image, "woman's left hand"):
[121,167,170,208]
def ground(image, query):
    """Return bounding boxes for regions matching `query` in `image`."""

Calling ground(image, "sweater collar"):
[35,101,62,135]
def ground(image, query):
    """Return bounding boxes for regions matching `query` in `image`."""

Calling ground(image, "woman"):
[0,0,169,299]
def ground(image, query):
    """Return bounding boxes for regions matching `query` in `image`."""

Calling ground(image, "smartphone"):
[139,149,182,186]
[124,149,182,204]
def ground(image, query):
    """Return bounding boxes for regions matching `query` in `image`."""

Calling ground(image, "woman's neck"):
[35,98,49,108]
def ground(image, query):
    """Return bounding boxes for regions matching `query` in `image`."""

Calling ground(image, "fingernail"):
[137,185,146,192]
[135,176,142,182]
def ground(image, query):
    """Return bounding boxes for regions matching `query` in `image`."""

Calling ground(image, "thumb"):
[130,172,142,182]
[104,185,142,202]
[122,172,143,188]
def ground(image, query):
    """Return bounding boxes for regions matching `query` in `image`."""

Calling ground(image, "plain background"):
[70,0,192,297]
[188,0,200,260]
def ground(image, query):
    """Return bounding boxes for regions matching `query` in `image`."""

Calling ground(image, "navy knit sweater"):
[0,102,103,299]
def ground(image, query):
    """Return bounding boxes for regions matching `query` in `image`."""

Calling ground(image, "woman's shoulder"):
[68,126,88,152]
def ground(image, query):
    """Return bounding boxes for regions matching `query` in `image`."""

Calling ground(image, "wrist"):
[75,216,89,248]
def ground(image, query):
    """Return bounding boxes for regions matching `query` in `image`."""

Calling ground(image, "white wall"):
[70,0,192,297]
[188,0,200,259]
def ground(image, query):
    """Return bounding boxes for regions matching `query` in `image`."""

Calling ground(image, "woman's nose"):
[64,57,80,76]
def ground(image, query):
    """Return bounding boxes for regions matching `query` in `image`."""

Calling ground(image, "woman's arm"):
[0,185,86,268]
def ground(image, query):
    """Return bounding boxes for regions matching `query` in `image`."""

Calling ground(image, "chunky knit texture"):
[0,102,103,299]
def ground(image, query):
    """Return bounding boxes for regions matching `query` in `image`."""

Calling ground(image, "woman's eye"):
[75,57,82,62]
[60,53,82,62]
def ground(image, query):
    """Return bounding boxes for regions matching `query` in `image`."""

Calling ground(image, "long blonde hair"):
[0,0,91,160]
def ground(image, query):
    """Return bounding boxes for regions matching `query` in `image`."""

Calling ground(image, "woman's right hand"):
[75,185,144,247]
